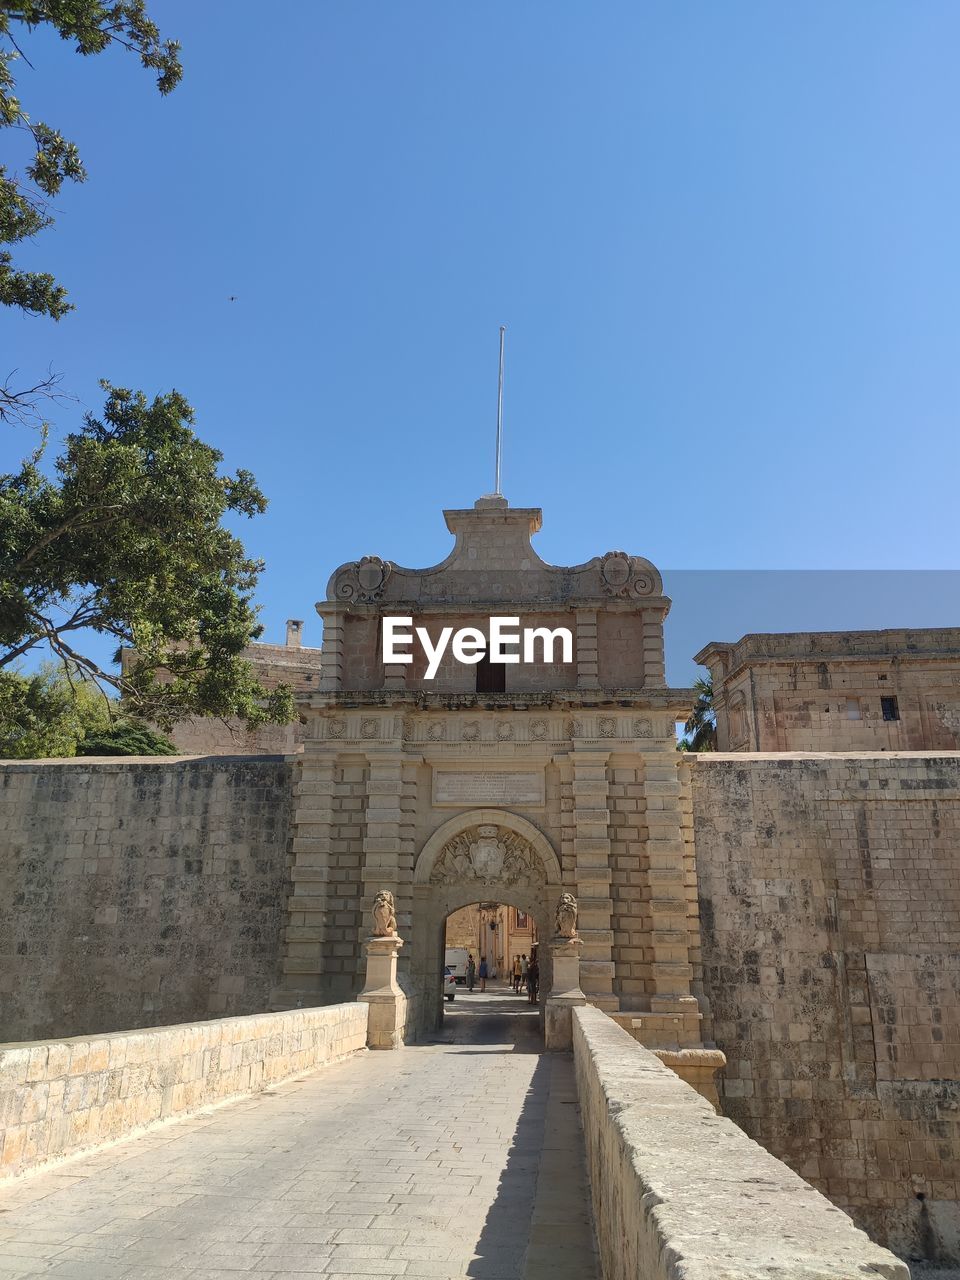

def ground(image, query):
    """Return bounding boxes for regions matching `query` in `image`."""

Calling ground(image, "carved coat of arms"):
[468,825,506,879]
[429,823,546,887]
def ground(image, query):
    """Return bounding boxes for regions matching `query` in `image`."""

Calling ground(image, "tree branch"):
[12,503,125,570]
[0,368,72,430]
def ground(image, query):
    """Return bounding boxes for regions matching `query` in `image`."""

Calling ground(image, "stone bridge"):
[0,993,907,1280]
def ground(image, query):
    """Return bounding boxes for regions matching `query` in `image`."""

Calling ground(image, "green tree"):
[0,661,110,756]
[0,2,181,328]
[0,382,296,731]
[677,676,717,752]
[76,720,176,756]
[0,662,179,757]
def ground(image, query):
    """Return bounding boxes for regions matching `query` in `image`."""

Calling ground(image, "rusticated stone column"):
[274,749,337,1008]
[575,609,600,689]
[360,748,419,986]
[639,751,702,1047]
[569,749,617,1011]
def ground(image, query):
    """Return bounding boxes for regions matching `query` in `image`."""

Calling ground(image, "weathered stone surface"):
[688,751,960,1262]
[697,629,960,752]
[0,756,293,1041]
[572,1005,908,1280]
[0,1001,368,1178]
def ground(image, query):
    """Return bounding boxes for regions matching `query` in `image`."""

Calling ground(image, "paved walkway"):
[0,989,599,1279]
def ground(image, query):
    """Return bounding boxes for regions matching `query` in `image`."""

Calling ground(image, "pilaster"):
[569,749,617,1011]
[361,750,419,979]
[274,750,337,1007]
[641,612,666,685]
[575,609,600,689]
[636,750,702,1047]
[317,606,345,691]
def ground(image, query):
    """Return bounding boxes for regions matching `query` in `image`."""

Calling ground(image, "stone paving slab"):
[0,997,599,1279]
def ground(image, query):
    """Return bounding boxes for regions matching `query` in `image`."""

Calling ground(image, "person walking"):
[527,954,539,1004]
[512,954,522,993]
[466,954,476,992]
[478,957,488,992]
[520,953,529,994]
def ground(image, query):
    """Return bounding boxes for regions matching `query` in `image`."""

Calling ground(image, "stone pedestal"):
[359,935,407,1050]
[545,937,586,1051]
[653,1047,727,1109]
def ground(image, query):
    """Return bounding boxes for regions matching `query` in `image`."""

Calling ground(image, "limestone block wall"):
[572,1005,906,1280]
[0,757,293,1042]
[723,662,960,753]
[0,1002,368,1179]
[689,752,960,1264]
[280,707,706,1049]
[165,715,302,757]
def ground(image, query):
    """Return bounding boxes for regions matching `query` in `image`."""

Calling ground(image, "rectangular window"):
[881,696,900,722]
[476,651,506,693]
[846,698,861,720]
[515,910,529,929]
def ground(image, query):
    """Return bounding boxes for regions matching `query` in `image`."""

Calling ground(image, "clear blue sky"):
[3,3,958,680]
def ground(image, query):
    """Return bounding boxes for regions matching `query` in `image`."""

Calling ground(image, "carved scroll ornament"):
[429,824,546,888]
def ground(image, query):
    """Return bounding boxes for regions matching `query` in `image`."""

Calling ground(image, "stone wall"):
[688,751,960,1265]
[696,629,960,753]
[0,1002,368,1178]
[0,756,293,1042]
[572,1005,906,1280]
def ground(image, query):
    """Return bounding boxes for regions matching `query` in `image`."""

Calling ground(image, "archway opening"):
[410,809,561,1040]
[440,899,543,1038]
[444,900,540,993]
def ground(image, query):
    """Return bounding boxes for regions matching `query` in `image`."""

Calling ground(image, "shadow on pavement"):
[436,986,599,1278]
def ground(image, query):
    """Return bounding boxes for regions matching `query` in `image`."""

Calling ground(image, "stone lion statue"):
[555,891,578,939]
[372,890,398,937]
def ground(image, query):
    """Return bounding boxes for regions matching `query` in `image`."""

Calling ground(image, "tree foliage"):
[0,661,109,756]
[0,662,178,757]
[0,2,181,324]
[677,676,717,752]
[0,382,296,731]
[76,719,176,756]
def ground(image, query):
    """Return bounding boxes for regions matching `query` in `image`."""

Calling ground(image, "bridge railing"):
[0,1002,368,1179]
[572,1005,908,1280]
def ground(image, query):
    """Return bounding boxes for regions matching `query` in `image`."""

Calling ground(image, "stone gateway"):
[1,492,958,1265]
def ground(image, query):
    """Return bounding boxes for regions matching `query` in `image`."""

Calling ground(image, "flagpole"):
[494,325,505,496]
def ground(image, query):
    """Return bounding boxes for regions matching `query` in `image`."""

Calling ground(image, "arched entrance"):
[410,809,562,1037]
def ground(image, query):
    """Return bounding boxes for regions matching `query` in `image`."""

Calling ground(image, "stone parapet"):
[0,1003,368,1180]
[572,1005,907,1280]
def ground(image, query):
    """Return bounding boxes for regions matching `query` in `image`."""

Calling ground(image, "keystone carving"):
[599,551,657,598]
[429,824,547,887]
[371,890,398,937]
[333,555,392,604]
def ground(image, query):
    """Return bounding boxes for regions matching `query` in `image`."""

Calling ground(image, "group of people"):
[463,950,539,1003]
[511,952,539,1003]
